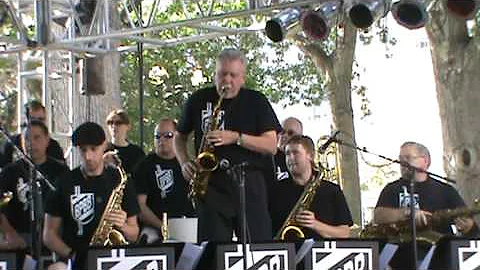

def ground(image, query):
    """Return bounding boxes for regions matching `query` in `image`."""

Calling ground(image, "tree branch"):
[293,36,333,83]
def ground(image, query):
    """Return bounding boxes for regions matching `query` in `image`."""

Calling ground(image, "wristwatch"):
[236,132,243,146]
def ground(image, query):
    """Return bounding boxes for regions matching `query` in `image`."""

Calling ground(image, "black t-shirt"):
[45,166,139,269]
[274,150,290,182]
[106,142,145,176]
[134,153,195,218]
[0,158,69,233]
[375,177,468,269]
[376,177,466,234]
[177,86,281,183]
[177,86,281,215]
[269,176,353,239]
[0,134,65,168]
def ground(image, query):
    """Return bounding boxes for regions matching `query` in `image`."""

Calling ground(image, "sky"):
[272,15,443,217]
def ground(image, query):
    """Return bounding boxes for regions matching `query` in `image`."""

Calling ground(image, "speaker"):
[82,57,106,95]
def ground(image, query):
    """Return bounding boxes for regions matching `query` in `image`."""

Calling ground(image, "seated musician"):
[43,122,139,270]
[269,135,353,239]
[0,120,68,266]
[133,118,195,243]
[373,141,479,269]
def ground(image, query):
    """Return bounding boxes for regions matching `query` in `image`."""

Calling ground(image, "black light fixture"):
[348,0,391,29]
[447,0,479,19]
[301,1,340,40]
[391,0,427,29]
[265,7,303,42]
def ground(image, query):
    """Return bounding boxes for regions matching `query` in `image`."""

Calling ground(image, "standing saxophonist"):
[43,122,139,270]
[175,48,281,242]
[269,135,353,239]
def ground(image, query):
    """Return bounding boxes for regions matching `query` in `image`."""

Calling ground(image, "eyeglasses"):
[155,131,174,140]
[280,129,297,136]
[399,155,424,162]
[107,120,126,126]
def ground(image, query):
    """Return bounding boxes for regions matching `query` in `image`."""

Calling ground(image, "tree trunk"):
[330,22,361,226]
[299,21,361,226]
[426,2,480,214]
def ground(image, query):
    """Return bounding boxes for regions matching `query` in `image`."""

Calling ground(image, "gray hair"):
[217,48,247,67]
[401,141,431,167]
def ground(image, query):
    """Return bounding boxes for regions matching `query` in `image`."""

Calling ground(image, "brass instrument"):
[275,169,325,240]
[316,135,342,184]
[0,192,13,208]
[161,212,168,242]
[360,200,480,244]
[188,85,228,203]
[89,153,129,246]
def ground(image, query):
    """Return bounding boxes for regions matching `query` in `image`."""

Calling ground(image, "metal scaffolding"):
[0,0,317,165]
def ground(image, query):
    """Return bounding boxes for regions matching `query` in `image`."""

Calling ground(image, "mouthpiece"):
[221,84,231,92]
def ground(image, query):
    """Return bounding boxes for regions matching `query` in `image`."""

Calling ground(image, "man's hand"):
[105,209,127,229]
[181,161,197,182]
[206,130,239,147]
[414,210,432,227]
[2,230,26,250]
[295,210,318,229]
[455,216,475,234]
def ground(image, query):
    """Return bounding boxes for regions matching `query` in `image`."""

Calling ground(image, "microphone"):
[319,130,340,153]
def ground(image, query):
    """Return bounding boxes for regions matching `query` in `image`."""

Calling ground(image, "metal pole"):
[137,0,145,150]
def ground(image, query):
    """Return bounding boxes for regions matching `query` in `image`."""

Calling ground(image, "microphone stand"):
[336,139,455,270]
[230,163,248,270]
[0,125,56,269]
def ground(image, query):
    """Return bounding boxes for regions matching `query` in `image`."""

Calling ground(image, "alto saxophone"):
[188,85,228,204]
[276,169,325,240]
[89,153,129,246]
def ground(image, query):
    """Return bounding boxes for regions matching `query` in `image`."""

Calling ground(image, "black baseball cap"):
[72,122,106,146]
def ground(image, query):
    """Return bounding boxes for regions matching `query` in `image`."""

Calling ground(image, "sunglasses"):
[107,120,126,126]
[280,129,297,136]
[155,131,174,139]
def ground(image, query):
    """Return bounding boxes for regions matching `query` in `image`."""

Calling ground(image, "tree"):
[425,3,480,208]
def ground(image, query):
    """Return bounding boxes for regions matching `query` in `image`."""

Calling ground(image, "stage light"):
[447,0,479,19]
[265,7,303,42]
[348,0,391,29]
[301,1,340,40]
[391,0,427,29]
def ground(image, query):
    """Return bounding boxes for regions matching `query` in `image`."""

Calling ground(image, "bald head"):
[279,117,303,150]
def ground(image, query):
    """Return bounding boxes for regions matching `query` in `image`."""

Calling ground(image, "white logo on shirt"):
[16,177,29,211]
[70,185,95,236]
[154,165,174,198]
[276,166,289,181]
[201,102,225,132]
[399,185,419,209]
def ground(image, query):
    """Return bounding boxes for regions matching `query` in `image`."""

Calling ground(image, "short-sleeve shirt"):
[0,134,65,167]
[134,153,195,218]
[376,177,466,234]
[269,175,354,239]
[45,166,139,269]
[0,158,68,233]
[177,86,281,215]
[106,143,145,176]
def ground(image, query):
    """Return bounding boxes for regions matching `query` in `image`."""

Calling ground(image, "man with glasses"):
[133,118,195,244]
[104,109,145,175]
[0,100,65,168]
[274,117,303,182]
[374,141,478,269]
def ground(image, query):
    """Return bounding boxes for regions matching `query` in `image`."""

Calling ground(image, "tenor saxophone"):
[275,169,325,240]
[89,154,129,246]
[188,85,228,204]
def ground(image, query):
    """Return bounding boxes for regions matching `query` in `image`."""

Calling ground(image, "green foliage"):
[120,1,325,149]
